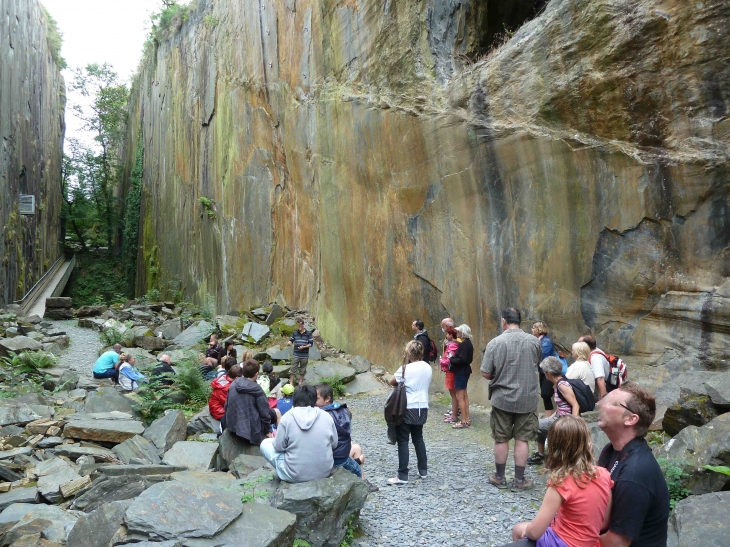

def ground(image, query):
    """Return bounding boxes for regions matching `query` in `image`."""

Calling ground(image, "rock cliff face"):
[126,0,730,398]
[0,0,65,305]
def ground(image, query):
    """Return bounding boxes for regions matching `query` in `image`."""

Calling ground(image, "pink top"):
[440,340,459,370]
[551,467,613,547]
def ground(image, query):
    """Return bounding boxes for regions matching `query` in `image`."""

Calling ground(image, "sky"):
[41,0,169,146]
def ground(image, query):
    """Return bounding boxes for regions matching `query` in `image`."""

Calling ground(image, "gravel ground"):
[346,394,544,547]
[47,321,542,546]
[48,319,103,376]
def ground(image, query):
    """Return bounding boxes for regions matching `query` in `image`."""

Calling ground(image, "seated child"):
[209,364,242,421]
[315,383,365,479]
[509,415,613,547]
[118,354,146,392]
[276,383,294,415]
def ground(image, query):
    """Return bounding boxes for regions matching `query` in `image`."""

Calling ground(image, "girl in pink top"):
[511,415,613,547]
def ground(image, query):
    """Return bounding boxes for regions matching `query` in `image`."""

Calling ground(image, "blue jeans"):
[93,368,118,382]
[334,456,362,478]
[260,438,295,482]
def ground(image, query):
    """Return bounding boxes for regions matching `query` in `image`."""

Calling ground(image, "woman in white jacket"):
[387,340,433,485]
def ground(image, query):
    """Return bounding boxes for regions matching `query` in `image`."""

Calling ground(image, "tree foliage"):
[122,137,144,293]
[62,64,128,250]
[41,5,67,69]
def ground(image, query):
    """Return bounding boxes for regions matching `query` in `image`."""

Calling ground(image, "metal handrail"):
[13,255,65,305]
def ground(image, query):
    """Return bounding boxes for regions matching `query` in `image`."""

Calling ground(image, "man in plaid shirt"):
[481,307,541,490]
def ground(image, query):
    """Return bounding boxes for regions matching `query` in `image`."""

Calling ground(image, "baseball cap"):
[281,384,294,395]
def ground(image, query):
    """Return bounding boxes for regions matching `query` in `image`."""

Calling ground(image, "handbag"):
[384,363,407,426]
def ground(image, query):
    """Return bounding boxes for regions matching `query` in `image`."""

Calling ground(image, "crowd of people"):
[91,308,670,546]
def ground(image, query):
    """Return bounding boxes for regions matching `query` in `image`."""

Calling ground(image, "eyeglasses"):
[618,402,637,415]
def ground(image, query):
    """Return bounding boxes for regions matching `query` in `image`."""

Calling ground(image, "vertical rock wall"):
[0,0,65,306]
[126,0,730,398]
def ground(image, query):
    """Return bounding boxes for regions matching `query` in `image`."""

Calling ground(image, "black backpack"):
[557,378,596,414]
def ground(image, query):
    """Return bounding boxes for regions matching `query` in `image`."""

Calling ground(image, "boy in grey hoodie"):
[260,385,338,482]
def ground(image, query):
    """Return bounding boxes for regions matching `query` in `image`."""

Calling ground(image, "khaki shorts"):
[490,407,538,443]
[290,357,308,376]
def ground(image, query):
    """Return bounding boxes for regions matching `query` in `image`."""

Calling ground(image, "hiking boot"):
[511,478,534,491]
[364,478,380,493]
[488,473,508,489]
[387,477,408,486]
[527,452,545,465]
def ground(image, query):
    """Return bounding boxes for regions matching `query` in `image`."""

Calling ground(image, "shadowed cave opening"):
[475,0,550,55]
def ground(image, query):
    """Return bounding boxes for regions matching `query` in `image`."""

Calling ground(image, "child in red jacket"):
[209,364,242,420]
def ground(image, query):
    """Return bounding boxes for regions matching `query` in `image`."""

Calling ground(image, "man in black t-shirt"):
[597,382,669,547]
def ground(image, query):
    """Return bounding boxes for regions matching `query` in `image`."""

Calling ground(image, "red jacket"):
[209,376,232,420]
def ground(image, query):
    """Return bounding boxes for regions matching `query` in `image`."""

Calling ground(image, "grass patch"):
[319,375,346,398]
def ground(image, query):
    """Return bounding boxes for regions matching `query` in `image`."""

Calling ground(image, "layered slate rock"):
[662,387,724,436]
[303,361,357,385]
[154,318,184,340]
[71,474,166,513]
[34,458,81,503]
[668,491,730,547]
[124,481,243,539]
[172,320,215,348]
[271,467,369,547]
[112,435,161,465]
[217,431,262,471]
[184,503,296,547]
[143,410,187,457]
[52,445,117,462]
[162,441,218,472]
[66,500,132,547]
[661,412,730,494]
[229,454,271,479]
[349,355,372,373]
[63,416,144,444]
[0,336,43,355]
[344,372,386,395]
[1,504,77,544]
[242,322,270,344]
[84,387,136,415]
[0,403,45,427]
[0,488,38,511]
[186,407,220,436]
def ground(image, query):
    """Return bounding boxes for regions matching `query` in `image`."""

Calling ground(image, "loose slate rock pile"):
[0,386,368,546]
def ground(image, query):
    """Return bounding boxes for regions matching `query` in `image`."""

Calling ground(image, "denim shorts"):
[334,456,362,478]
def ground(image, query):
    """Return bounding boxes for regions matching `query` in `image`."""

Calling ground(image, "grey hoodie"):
[273,406,338,482]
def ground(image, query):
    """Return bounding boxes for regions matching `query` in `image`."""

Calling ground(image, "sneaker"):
[488,473,508,489]
[419,471,427,479]
[364,478,380,493]
[527,452,545,465]
[387,477,408,486]
[511,478,534,491]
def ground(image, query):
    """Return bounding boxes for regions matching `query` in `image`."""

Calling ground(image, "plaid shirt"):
[480,328,541,413]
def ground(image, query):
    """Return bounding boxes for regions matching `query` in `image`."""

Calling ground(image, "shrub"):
[99,328,124,347]
[174,357,212,404]
[657,458,691,509]
[200,294,216,320]
[319,375,346,398]
[41,6,67,69]
[136,357,211,421]
[10,351,59,373]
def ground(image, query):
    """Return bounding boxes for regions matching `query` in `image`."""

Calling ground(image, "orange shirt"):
[551,466,613,547]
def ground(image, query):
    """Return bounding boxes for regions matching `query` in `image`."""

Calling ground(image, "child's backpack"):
[558,378,596,414]
[591,350,628,391]
[426,339,438,363]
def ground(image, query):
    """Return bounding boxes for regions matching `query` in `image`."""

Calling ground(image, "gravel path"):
[346,394,543,547]
[48,319,103,376]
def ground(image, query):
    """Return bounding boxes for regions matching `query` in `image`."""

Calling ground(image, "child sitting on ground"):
[209,364,242,421]
[509,415,613,547]
[118,354,146,392]
[315,384,366,479]
[256,360,280,398]
[276,383,294,415]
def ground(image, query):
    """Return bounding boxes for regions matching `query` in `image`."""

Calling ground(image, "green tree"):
[68,64,128,249]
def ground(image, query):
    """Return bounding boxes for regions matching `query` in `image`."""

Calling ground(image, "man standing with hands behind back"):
[481,307,541,490]
[288,318,314,386]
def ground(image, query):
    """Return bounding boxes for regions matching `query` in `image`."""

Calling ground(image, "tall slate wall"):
[0,0,65,305]
[125,0,730,400]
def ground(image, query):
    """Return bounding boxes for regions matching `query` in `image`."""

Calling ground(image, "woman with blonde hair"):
[387,340,432,485]
[510,415,613,547]
[566,341,596,392]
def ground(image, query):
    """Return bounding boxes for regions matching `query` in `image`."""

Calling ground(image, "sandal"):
[444,417,458,423]
[452,421,470,429]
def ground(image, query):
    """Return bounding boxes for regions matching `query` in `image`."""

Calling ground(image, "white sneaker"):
[419,472,427,479]
[387,477,408,486]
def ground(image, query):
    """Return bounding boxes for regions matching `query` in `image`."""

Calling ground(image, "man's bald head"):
[441,318,455,329]
[159,354,171,364]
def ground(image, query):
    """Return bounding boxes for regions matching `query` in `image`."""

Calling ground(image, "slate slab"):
[241,322,270,343]
[71,473,165,512]
[343,371,387,395]
[143,410,187,457]
[0,336,43,355]
[668,491,730,547]
[303,361,357,385]
[172,320,215,348]
[0,446,32,459]
[229,454,271,479]
[113,435,161,465]
[52,445,117,462]
[186,407,220,436]
[2,503,77,544]
[0,403,44,426]
[35,457,82,503]
[265,303,284,325]
[217,430,262,471]
[63,418,144,444]
[268,346,293,361]
[184,503,296,547]
[124,481,243,539]
[703,375,730,407]
[95,464,186,477]
[349,355,372,373]
[170,470,240,491]
[162,441,219,472]
[154,318,184,340]
[84,387,136,415]
[66,499,132,547]
[0,488,38,511]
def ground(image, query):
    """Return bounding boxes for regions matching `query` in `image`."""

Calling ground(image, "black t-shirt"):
[598,437,670,547]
